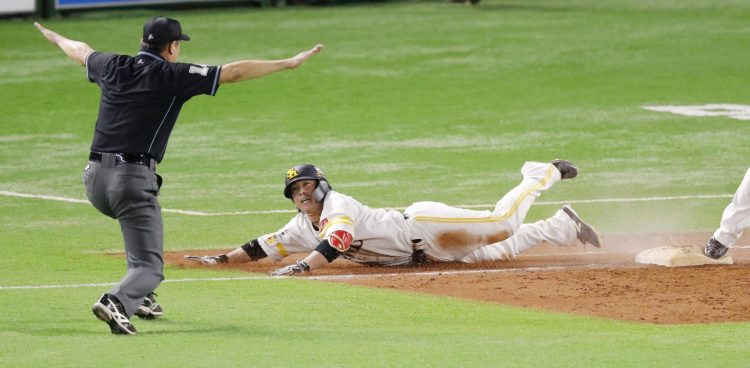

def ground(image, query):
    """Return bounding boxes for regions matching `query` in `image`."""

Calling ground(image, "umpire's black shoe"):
[134,292,163,320]
[92,294,137,335]
[705,237,729,259]
[551,159,578,180]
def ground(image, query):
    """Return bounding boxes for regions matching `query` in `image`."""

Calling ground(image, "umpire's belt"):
[89,151,155,169]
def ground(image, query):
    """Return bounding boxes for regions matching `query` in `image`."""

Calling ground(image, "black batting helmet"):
[284,164,332,201]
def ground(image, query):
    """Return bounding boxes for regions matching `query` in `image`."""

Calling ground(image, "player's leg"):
[707,167,750,258]
[491,161,573,232]
[405,161,576,262]
[461,206,577,262]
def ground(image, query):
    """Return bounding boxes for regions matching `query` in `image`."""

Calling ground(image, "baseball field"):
[2,0,750,366]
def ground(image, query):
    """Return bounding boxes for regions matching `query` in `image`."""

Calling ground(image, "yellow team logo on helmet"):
[286,168,300,180]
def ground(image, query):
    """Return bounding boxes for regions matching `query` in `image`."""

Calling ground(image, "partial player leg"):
[561,205,602,248]
[406,161,575,262]
[491,161,570,232]
[462,206,579,262]
[707,167,750,258]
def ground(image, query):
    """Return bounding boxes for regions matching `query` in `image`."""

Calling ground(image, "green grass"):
[3,280,750,367]
[2,0,750,366]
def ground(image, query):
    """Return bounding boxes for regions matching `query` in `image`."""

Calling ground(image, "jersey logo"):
[318,218,329,238]
[188,65,209,77]
[287,168,300,180]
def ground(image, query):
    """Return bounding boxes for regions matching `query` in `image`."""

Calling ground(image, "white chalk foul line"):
[0,190,734,216]
[0,190,89,204]
[0,263,616,291]
[0,191,293,216]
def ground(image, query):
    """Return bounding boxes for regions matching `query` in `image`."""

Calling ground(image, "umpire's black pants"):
[83,153,163,317]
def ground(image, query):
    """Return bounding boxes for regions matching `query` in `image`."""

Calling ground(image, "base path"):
[164,231,750,324]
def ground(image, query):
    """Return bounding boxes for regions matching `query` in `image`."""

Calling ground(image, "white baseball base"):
[634,246,733,267]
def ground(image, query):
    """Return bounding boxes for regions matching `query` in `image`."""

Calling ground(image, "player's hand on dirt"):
[184,254,228,266]
[34,22,59,44]
[287,44,324,69]
[269,260,311,276]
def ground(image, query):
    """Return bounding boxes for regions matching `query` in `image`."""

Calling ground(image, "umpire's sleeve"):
[171,62,221,97]
[86,52,115,83]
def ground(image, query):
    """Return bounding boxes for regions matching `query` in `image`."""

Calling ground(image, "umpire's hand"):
[287,44,324,69]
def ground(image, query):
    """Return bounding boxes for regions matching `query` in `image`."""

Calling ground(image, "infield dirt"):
[164,231,750,324]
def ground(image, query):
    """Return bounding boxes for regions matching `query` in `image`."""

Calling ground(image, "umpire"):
[35,17,323,335]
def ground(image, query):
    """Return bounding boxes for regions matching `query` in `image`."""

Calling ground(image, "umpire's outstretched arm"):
[34,22,93,66]
[220,44,324,84]
[34,21,324,82]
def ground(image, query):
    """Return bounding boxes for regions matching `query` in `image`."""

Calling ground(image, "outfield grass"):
[1,0,750,366]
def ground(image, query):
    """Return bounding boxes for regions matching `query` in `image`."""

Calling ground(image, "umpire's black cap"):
[143,16,190,44]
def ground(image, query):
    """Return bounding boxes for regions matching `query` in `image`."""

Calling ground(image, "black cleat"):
[92,294,137,335]
[562,205,602,248]
[551,159,578,180]
[134,292,163,320]
[704,238,729,259]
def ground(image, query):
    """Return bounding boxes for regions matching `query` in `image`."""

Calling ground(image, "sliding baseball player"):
[187,161,602,273]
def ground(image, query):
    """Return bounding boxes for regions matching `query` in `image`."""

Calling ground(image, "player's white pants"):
[460,207,577,262]
[713,167,750,248]
[406,161,562,261]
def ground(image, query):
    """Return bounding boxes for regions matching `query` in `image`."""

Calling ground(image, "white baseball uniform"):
[257,162,577,265]
[713,167,750,248]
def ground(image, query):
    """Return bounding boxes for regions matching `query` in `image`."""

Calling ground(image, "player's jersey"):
[257,162,566,266]
[256,191,416,266]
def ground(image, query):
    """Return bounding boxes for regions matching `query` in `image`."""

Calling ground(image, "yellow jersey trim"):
[319,216,354,237]
[276,242,289,258]
[264,234,288,258]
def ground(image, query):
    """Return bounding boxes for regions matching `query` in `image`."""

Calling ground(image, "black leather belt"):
[89,152,152,167]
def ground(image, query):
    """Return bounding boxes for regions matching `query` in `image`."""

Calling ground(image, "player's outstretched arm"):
[185,239,270,266]
[33,22,94,66]
[185,246,257,265]
[219,44,324,84]
[269,251,328,276]
[184,254,230,265]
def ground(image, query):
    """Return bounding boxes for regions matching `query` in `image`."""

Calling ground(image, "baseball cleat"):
[92,294,137,335]
[562,205,602,248]
[551,159,578,180]
[704,238,729,259]
[134,292,163,320]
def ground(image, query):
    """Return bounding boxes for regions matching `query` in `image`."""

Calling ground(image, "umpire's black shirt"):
[86,50,221,162]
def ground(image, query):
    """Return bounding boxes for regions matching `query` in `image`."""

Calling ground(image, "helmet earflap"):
[313,179,331,202]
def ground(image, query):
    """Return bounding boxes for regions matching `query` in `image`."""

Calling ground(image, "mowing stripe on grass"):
[0,190,734,216]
